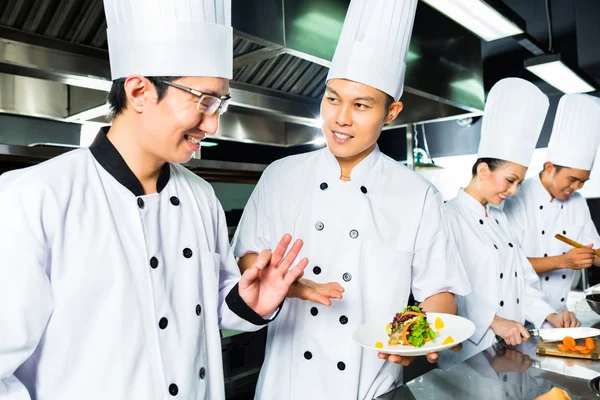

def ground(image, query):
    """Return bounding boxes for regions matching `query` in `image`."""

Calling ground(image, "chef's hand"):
[287,278,344,306]
[546,310,580,328]
[377,344,462,366]
[490,315,530,346]
[562,245,595,270]
[238,234,309,317]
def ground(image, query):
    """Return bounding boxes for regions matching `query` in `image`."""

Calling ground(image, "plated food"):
[352,308,476,356]
[386,306,438,348]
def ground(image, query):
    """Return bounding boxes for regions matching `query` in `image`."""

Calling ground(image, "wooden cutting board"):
[537,338,600,360]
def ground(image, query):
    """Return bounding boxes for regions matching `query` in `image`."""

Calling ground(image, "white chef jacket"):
[443,190,555,362]
[504,174,600,311]
[232,145,471,400]
[0,128,270,400]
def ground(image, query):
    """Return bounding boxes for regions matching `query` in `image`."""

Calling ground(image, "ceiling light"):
[65,103,111,122]
[524,54,596,94]
[421,0,524,42]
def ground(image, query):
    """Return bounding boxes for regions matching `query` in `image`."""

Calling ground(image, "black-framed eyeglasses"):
[160,80,231,116]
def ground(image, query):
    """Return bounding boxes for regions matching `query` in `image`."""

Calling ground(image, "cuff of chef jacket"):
[226,283,284,325]
[530,303,557,329]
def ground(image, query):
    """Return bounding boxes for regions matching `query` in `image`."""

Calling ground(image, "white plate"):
[352,313,476,356]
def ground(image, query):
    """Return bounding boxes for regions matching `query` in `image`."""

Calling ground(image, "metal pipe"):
[406,123,415,171]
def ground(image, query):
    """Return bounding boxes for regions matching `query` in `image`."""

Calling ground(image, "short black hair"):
[471,158,507,177]
[107,76,181,119]
[553,164,565,173]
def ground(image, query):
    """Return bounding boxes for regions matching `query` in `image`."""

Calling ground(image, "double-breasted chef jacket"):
[504,174,600,311]
[0,127,273,400]
[232,145,471,400]
[443,189,556,362]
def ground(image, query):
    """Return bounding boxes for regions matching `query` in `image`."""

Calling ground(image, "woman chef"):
[504,94,600,311]
[0,1,307,399]
[443,78,579,363]
[232,0,471,399]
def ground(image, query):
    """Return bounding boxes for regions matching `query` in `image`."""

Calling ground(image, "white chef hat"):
[326,0,418,101]
[103,0,232,80]
[477,78,549,167]
[546,94,600,171]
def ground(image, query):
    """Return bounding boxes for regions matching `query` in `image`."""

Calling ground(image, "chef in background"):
[0,0,307,399]
[504,94,600,311]
[442,78,579,363]
[232,0,471,399]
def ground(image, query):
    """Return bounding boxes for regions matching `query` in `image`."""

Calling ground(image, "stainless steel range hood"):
[0,0,484,147]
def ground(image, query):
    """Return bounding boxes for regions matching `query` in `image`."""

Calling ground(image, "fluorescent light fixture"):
[66,103,111,122]
[200,141,219,148]
[525,54,596,94]
[421,0,524,42]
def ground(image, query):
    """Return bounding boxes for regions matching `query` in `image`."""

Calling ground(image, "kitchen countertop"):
[376,291,600,399]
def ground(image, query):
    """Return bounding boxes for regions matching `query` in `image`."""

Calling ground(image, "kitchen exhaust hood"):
[0,0,484,147]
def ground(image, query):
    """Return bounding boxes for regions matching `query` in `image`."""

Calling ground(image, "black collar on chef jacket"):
[89,127,170,196]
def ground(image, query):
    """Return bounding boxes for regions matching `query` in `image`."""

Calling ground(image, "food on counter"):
[562,336,576,351]
[387,306,437,347]
[535,387,572,400]
[586,337,596,350]
[435,317,444,330]
[375,341,383,349]
[442,336,454,345]
[556,336,595,355]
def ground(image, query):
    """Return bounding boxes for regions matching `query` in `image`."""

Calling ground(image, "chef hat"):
[477,78,549,167]
[546,94,600,171]
[103,0,232,80]
[326,0,418,101]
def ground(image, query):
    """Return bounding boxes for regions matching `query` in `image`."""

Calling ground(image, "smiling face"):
[319,78,403,163]
[124,76,229,164]
[544,162,591,200]
[475,160,528,206]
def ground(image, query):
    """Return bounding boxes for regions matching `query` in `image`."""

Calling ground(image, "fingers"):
[252,249,273,272]
[563,311,579,327]
[378,353,415,366]
[561,311,570,327]
[282,258,309,286]
[278,239,305,271]
[297,283,333,306]
[238,265,260,290]
[317,283,345,300]
[425,352,438,364]
[451,343,462,352]
[270,234,294,269]
[518,324,531,341]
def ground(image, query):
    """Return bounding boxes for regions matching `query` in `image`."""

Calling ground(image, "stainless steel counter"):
[377,291,600,399]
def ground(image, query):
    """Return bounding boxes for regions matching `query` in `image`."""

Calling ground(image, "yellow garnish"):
[435,317,444,330]
[442,336,454,345]
[385,324,390,330]
[375,341,383,349]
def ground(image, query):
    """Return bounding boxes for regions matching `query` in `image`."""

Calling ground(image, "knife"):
[528,327,600,342]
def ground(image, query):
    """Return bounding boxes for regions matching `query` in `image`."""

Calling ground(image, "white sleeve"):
[503,196,527,248]
[215,199,270,332]
[0,176,54,399]
[231,166,272,257]
[411,187,471,302]
[521,251,555,328]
